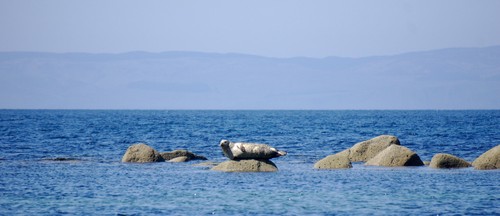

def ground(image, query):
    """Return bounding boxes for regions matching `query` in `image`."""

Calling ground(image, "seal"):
[219,140,287,160]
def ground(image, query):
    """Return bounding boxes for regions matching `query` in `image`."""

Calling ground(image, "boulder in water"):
[429,153,471,169]
[472,145,500,170]
[365,145,424,167]
[122,143,164,163]
[314,150,352,169]
[211,159,278,172]
[348,135,400,162]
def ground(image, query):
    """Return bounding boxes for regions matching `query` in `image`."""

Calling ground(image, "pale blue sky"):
[1,0,500,57]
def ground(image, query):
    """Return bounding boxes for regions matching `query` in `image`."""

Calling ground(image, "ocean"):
[0,110,499,215]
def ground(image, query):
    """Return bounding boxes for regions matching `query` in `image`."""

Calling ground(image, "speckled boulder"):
[472,145,500,170]
[122,143,164,163]
[348,135,401,162]
[160,150,207,162]
[314,150,352,169]
[211,159,278,172]
[429,153,471,169]
[365,145,424,167]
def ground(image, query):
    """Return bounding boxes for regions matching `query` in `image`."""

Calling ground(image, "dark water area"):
[0,110,499,215]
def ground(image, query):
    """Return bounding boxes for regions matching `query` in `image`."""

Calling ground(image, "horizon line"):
[1,108,499,111]
[1,44,500,59]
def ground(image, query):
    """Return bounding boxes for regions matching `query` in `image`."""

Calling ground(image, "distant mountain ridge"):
[1,46,499,109]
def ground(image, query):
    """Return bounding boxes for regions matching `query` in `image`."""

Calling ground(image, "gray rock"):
[160,150,207,162]
[122,143,164,163]
[168,156,189,163]
[365,145,424,167]
[472,144,500,170]
[429,153,471,169]
[314,150,352,169]
[348,135,400,162]
[211,159,278,172]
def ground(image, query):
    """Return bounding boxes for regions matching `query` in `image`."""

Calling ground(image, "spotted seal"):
[219,140,287,160]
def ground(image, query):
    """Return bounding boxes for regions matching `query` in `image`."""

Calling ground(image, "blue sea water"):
[0,110,499,215]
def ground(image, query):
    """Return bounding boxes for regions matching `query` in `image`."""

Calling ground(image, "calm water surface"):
[0,110,499,215]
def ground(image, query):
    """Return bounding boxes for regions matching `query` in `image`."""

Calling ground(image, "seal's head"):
[219,140,234,159]
[220,140,230,147]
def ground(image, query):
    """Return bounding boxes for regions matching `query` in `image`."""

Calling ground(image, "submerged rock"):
[192,161,219,167]
[42,157,82,162]
[168,156,189,163]
[160,150,207,162]
[314,150,352,169]
[348,135,400,162]
[472,145,500,170]
[40,157,85,164]
[211,159,278,172]
[365,145,424,167]
[122,143,164,163]
[429,153,471,169]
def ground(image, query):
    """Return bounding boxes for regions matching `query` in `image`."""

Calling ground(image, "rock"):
[472,145,500,170]
[42,157,82,162]
[211,159,278,172]
[192,161,219,167]
[314,150,352,169]
[365,145,424,167]
[160,150,207,162]
[121,143,164,163]
[423,161,431,166]
[429,153,471,169]
[348,135,400,162]
[168,156,189,163]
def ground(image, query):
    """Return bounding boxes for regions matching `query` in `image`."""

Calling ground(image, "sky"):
[1,0,500,58]
[0,0,500,110]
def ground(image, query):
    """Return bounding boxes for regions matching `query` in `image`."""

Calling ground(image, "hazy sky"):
[1,0,500,58]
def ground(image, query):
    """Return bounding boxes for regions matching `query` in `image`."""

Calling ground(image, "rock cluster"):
[120,137,499,171]
[121,143,206,163]
[314,136,499,170]
[315,135,423,169]
[425,145,499,170]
